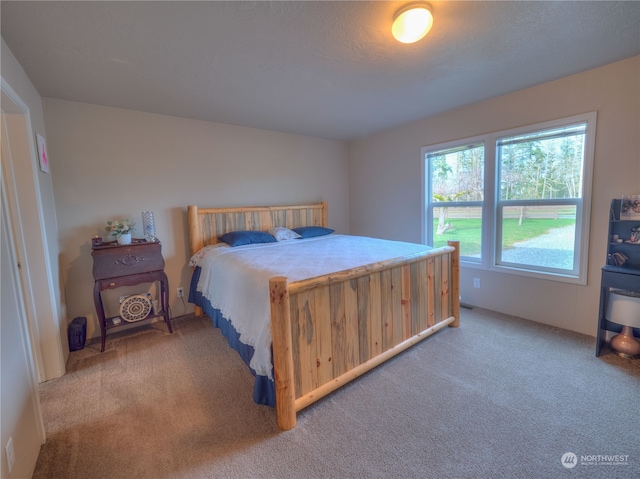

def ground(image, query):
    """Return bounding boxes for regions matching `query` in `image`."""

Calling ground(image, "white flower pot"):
[117,233,132,245]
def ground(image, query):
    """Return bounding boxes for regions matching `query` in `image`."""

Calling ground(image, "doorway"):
[1,80,65,382]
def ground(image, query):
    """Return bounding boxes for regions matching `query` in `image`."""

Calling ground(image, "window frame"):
[422,112,596,285]
[423,138,486,263]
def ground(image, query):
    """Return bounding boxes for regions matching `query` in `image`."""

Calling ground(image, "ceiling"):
[2,1,639,141]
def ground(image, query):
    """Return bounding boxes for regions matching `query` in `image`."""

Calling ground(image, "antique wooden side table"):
[92,239,173,352]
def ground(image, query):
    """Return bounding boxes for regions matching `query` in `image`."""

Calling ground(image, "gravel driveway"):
[501,224,575,269]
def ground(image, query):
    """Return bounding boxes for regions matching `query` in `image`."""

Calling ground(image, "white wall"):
[43,99,349,340]
[348,56,640,336]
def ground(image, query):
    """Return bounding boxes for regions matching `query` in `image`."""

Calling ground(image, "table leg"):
[93,282,107,352]
[161,273,173,333]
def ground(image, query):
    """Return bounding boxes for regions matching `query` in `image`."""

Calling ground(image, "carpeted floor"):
[33,308,639,479]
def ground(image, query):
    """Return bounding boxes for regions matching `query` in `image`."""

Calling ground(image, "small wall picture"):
[36,134,49,173]
[620,194,640,220]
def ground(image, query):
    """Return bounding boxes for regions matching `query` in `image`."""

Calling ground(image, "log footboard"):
[270,240,460,430]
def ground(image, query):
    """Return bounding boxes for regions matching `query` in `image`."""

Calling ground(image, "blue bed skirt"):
[189,267,276,407]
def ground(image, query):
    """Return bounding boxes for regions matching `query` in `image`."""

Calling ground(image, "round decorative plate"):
[119,294,152,322]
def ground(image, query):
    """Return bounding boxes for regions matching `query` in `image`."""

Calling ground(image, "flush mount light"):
[392,2,433,44]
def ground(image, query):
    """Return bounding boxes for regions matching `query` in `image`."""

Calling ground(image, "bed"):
[187,202,459,430]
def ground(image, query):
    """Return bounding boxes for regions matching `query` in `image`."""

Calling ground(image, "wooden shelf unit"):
[596,199,640,356]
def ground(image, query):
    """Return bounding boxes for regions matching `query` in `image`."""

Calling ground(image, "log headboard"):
[187,202,328,255]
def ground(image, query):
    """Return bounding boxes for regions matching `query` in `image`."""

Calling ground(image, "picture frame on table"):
[620,194,640,220]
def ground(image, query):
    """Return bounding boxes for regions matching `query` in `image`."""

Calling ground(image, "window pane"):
[499,205,577,271]
[499,125,585,200]
[428,144,484,202]
[432,206,482,258]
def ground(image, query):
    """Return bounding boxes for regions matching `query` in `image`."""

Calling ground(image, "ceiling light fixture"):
[392,2,434,44]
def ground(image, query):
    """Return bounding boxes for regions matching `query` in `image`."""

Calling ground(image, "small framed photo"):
[620,194,640,220]
[36,134,49,173]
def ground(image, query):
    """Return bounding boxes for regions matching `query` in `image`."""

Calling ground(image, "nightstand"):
[92,239,173,351]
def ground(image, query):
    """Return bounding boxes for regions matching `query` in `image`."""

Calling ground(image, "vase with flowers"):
[105,219,136,245]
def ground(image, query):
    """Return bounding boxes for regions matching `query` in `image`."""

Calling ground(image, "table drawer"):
[92,242,164,280]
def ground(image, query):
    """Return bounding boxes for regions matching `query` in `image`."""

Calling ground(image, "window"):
[425,143,485,260]
[423,113,596,284]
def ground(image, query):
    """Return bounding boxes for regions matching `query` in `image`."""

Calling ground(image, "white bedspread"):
[195,234,432,379]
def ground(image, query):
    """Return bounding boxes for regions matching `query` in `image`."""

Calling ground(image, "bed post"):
[188,205,204,317]
[321,201,328,227]
[269,276,296,430]
[448,240,460,328]
[187,205,202,255]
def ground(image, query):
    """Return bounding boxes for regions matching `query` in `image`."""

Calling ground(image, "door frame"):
[1,179,46,444]
[1,78,65,382]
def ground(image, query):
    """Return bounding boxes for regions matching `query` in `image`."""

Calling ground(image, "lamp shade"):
[606,290,640,328]
[392,3,433,44]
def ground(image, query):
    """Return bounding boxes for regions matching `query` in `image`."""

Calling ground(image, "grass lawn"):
[432,218,575,256]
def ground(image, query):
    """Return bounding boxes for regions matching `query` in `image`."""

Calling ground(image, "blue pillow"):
[218,230,277,247]
[292,226,335,239]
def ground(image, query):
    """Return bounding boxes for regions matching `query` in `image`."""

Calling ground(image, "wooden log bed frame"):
[188,202,460,430]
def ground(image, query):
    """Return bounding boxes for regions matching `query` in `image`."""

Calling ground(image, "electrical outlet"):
[473,278,481,288]
[5,436,15,473]
[177,287,184,298]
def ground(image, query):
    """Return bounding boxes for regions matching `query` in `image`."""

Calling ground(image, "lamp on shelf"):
[606,290,640,358]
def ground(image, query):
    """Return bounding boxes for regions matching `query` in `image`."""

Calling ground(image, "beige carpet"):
[33,308,639,479]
